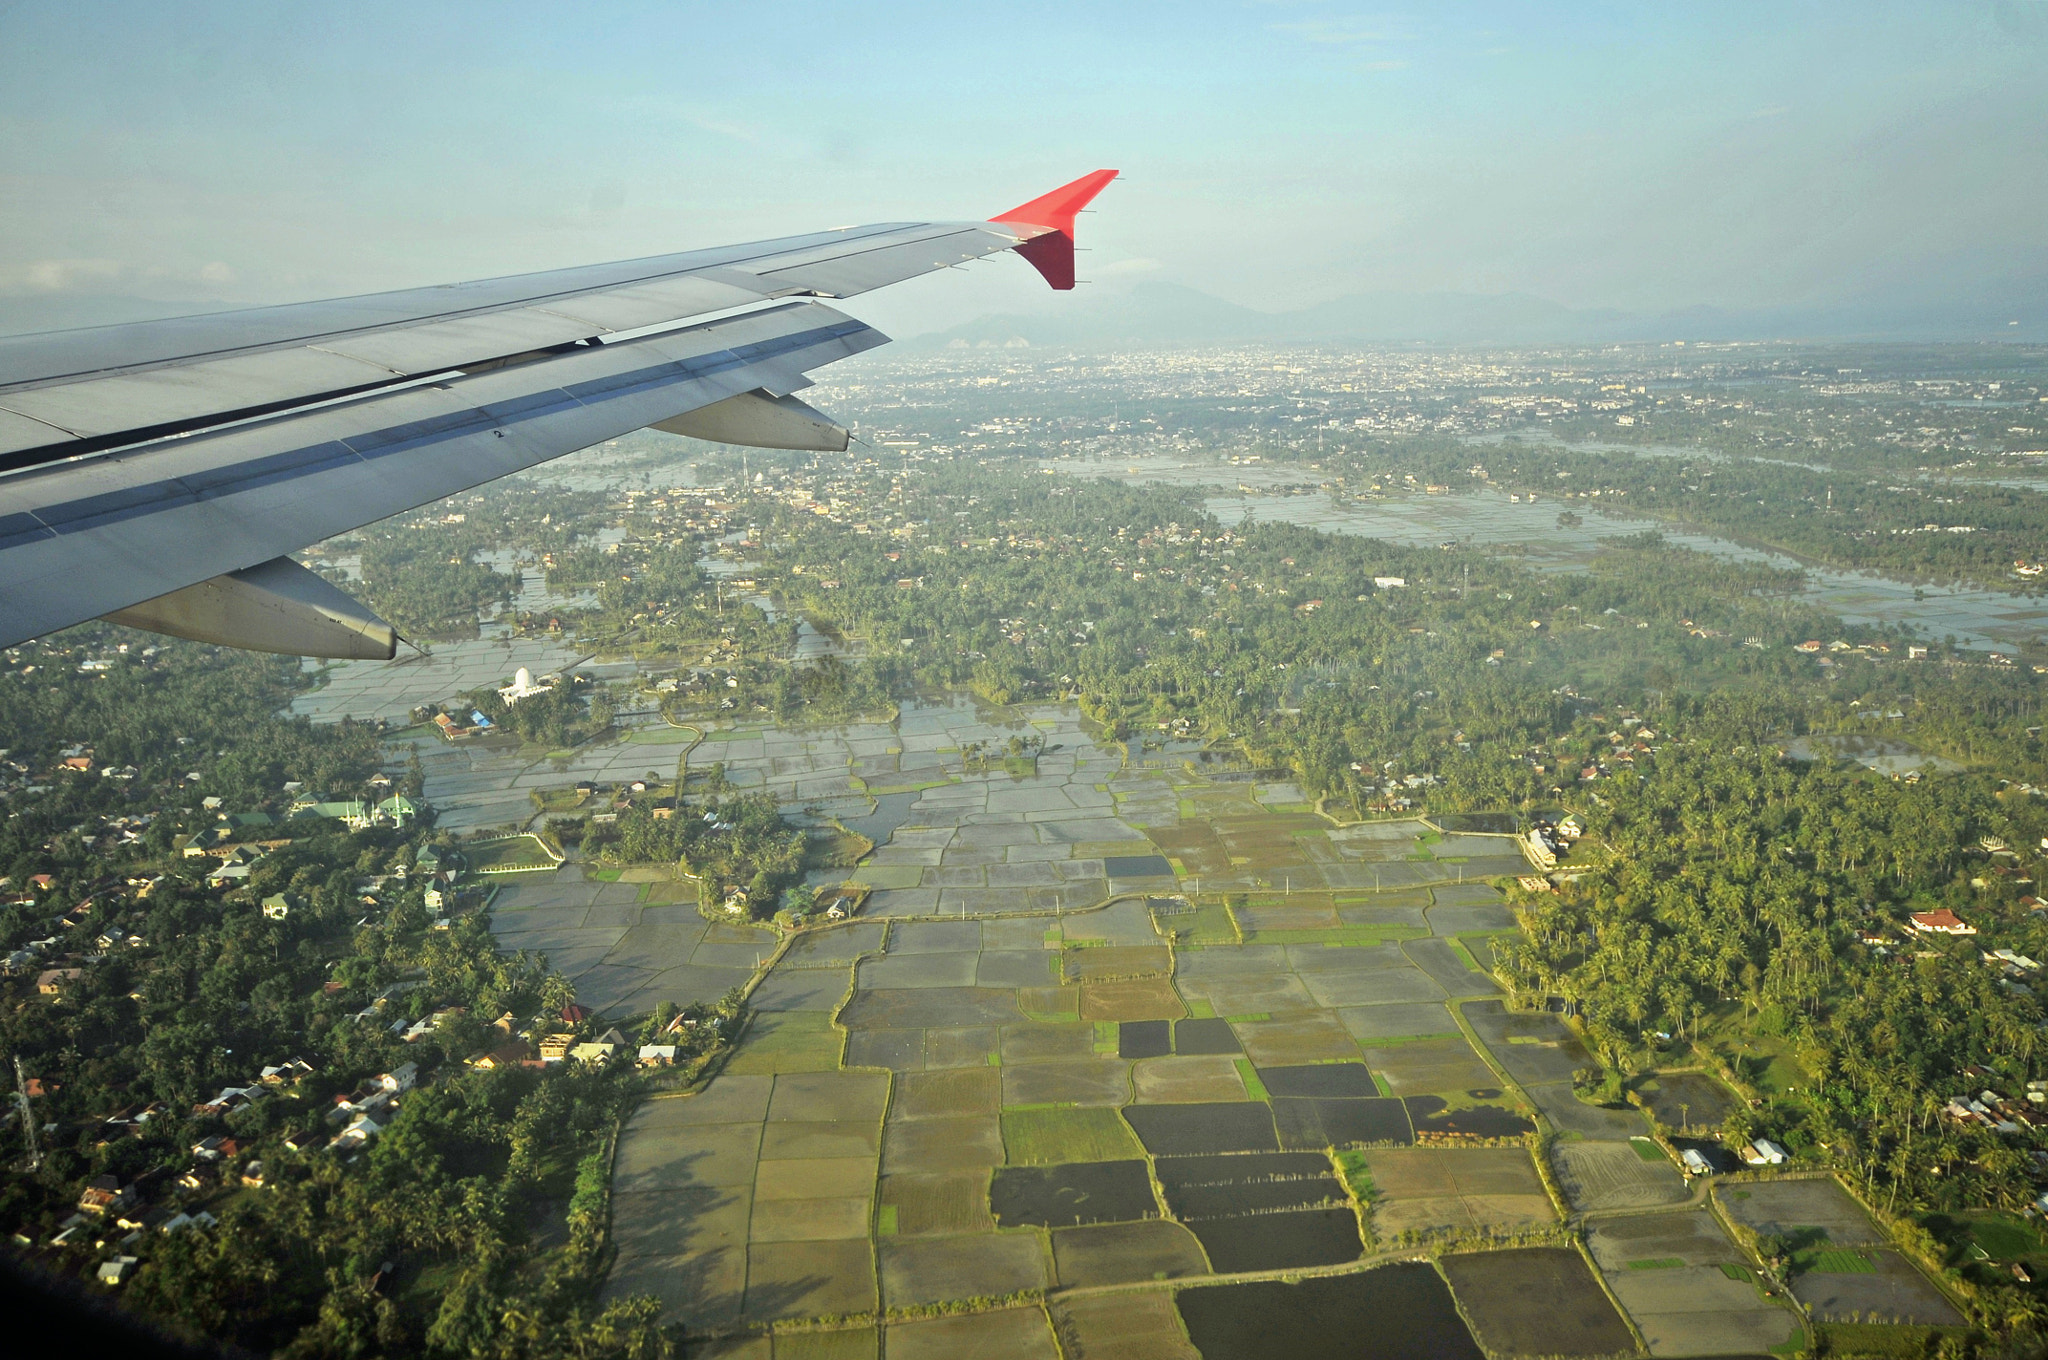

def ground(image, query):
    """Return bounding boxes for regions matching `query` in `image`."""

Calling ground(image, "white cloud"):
[17,258,124,292]
[199,261,236,284]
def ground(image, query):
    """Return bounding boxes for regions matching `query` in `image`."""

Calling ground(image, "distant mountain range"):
[908,280,2048,350]
[5,276,2041,349]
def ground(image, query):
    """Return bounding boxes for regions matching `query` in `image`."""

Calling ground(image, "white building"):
[497,667,554,706]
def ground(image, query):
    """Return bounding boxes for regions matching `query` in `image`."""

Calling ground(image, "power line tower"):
[13,1054,40,1172]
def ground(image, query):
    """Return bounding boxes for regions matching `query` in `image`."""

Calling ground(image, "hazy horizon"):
[3,1,2046,342]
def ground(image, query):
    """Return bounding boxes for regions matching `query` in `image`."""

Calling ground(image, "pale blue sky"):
[1,1,2043,334]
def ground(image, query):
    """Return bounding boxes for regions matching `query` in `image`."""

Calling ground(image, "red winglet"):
[991,168,1119,291]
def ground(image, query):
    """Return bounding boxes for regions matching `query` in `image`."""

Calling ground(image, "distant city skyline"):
[1,1,2044,339]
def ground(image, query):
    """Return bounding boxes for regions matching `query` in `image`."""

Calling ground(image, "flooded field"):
[291,637,592,727]
[280,623,1849,1351]
[1047,449,2048,651]
[1176,1265,1483,1360]
[1440,1247,1637,1358]
[581,689,1600,1344]
[1786,734,1966,775]
[1631,1070,1740,1133]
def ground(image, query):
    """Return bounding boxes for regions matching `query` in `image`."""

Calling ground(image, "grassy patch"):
[624,727,698,745]
[876,1205,898,1235]
[588,867,623,882]
[1446,938,1485,972]
[1628,1137,1669,1164]
[465,833,561,873]
[1187,998,1217,1019]
[1018,986,1080,1022]
[1243,926,1427,946]
[1718,1262,1753,1281]
[1961,1211,2044,1261]
[1000,1107,1143,1165]
[1225,1013,1272,1024]
[1814,1324,1973,1359]
[865,779,957,796]
[723,1011,843,1075]
[1092,1021,1120,1055]
[1333,1149,1375,1202]
[1799,1248,1874,1274]
[1234,1059,1271,1101]
[1627,1258,1686,1270]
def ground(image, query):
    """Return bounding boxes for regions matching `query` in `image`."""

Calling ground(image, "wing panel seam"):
[7,315,873,543]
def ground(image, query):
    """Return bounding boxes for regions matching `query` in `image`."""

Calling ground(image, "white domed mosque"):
[497,666,554,706]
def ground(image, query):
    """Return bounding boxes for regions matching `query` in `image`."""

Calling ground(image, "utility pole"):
[13,1055,39,1171]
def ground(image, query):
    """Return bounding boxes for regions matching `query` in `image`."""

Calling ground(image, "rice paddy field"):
[1718,1180,1964,1327]
[588,697,1878,1355]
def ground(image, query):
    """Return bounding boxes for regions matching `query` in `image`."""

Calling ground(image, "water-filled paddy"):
[1441,1247,1637,1357]
[1272,1096,1414,1149]
[1119,1018,1174,1059]
[1404,1095,1536,1139]
[1124,1102,1282,1156]
[1257,1062,1380,1098]
[988,1159,1159,1228]
[1171,1018,1242,1054]
[1192,482,2048,653]
[580,693,1728,1341]
[1187,1207,1364,1273]
[1631,1071,1738,1132]
[1051,1219,1211,1287]
[1175,1264,1482,1360]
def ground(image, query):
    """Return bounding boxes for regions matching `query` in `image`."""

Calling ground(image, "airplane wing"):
[0,169,1117,658]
